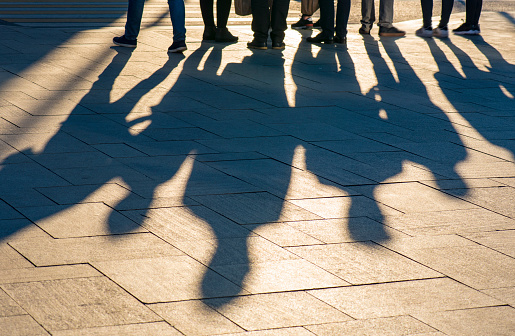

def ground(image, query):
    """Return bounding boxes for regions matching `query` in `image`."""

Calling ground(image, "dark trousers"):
[319,0,351,37]
[466,0,482,25]
[200,0,232,28]
[421,0,453,28]
[251,0,290,42]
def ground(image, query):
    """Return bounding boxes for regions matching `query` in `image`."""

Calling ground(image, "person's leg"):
[335,0,351,37]
[378,0,393,28]
[420,0,433,28]
[125,0,146,39]
[438,0,453,27]
[217,0,232,27]
[472,0,483,25]
[251,0,271,42]
[360,0,375,31]
[200,0,215,27]
[270,0,291,43]
[317,0,334,36]
[168,0,186,41]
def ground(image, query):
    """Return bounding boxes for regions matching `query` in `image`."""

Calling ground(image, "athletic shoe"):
[416,26,433,37]
[113,35,137,48]
[291,16,313,30]
[433,26,449,38]
[453,23,480,35]
[168,40,187,53]
[378,26,406,37]
[247,40,267,50]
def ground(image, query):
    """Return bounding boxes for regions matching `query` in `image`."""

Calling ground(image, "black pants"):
[466,0,482,25]
[421,0,453,28]
[251,0,290,42]
[200,0,232,28]
[319,0,351,37]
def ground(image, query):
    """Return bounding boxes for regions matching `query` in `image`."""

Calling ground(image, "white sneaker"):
[416,27,433,38]
[433,26,449,38]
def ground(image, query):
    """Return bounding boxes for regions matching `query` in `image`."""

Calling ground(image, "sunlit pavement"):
[1,11,515,336]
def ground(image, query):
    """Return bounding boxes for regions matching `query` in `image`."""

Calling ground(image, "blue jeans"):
[125,0,186,41]
[360,0,394,28]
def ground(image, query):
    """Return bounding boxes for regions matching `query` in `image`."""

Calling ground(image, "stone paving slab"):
[1,10,515,336]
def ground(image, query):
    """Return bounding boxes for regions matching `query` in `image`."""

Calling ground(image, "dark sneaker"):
[313,19,321,29]
[113,35,137,48]
[203,25,216,40]
[378,26,406,37]
[453,23,480,35]
[433,26,449,38]
[359,26,371,34]
[306,33,334,44]
[334,35,347,44]
[247,40,267,50]
[215,27,238,42]
[416,26,433,37]
[168,40,187,53]
[291,16,313,30]
[272,41,285,50]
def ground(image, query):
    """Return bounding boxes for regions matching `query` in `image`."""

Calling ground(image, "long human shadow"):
[426,35,515,160]
[0,48,187,239]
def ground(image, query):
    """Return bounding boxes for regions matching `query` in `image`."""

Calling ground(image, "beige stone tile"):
[287,242,441,285]
[382,236,515,289]
[19,203,146,238]
[308,278,501,319]
[493,177,515,187]
[191,192,322,224]
[213,259,350,294]
[0,219,50,244]
[463,230,515,257]
[0,289,25,317]
[0,243,33,270]
[289,196,402,219]
[0,264,101,284]
[481,287,515,306]
[458,186,515,218]
[92,256,245,303]
[384,209,515,236]
[305,315,439,335]
[207,292,352,331]
[288,218,410,244]
[52,322,182,336]
[149,300,244,336]
[218,327,316,336]
[248,222,323,247]
[0,315,49,336]
[10,233,184,266]
[1,277,160,331]
[413,306,515,336]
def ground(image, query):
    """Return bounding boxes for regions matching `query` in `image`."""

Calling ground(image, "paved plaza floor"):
[0,10,514,336]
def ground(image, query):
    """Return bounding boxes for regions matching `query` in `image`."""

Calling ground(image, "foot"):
[215,27,238,42]
[453,23,480,35]
[113,35,137,48]
[168,40,187,53]
[203,25,216,40]
[416,26,433,38]
[378,26,406,37]
[313,19,321,29]
[433,26,449,38]
[272,41,285,50]
[247,40,267,50]
[306,33,334,44]
[291,15,313,30]
[334,35,347,44]
[359,26,371,35]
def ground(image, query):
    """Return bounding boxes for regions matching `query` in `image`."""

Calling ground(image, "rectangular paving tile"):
[481,287,515,307]
[0,218,49,243]
[52,322,182,336]
[0,315,49,336]
[206,291,353,331]
[219,327,316,336]
[9,233,184,266]
[0,264,101,284]
[463,230,515,257]
[381,235,515,289]
[0,289,25,317]
[308,278,502,319]
[305,315,440,336]
[0,243,33,270]
[413,306,515,336]
[191,192,322,225]
[287,242,441,285]
[149,300,245,336]
[213,259,350,294]
[1,277,161,331]
[246,222,324,247]
[93,256,245,303]
[456,186,515,218]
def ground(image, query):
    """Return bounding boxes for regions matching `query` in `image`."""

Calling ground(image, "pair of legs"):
[420,0,453,29]
[248,0,290,48]
[125,0,186,42]
[200,0,238,41]
[360,0,405,35]
[453,0,482,34]
[306,0,350,43]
